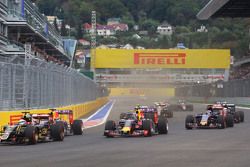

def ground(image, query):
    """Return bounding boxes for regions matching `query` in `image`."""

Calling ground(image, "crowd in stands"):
[31,44,63,64]
[229,64,250,80]
[16,36,63,65]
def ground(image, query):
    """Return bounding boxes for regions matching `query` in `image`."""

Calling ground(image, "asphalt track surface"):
[0,96,250,167]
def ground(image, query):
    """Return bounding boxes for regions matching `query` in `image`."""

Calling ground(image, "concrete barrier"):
[0,97,108,127]
[174,97,250,106]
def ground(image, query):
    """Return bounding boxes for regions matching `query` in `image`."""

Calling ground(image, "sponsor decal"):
[129,89,145,95]
[134,53,186,65]
[9,115,23,125]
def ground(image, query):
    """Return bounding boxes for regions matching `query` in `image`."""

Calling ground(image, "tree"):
[60,20,67,36]
[53,18,59,32]
[76,23,83,39]
[140,19,159,35]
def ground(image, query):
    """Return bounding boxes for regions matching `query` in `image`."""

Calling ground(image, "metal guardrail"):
[6,1,65,57]
[0,57,108,111]
[175,79,250,97]
[96,74,225,84]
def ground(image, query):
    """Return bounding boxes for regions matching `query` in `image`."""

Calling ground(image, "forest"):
[32,0,250,59]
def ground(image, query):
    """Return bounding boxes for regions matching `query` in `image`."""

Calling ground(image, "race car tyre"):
[226,115,234,127]
[168,111,173,118]
[142,120,152,137]
[234,111,240,123]
[55,121,64,127]
[55,121,67,135]
[239,111,244,122]
[105,120,116,131]
[185,115,194,129]
[72,120,84,135]
[24,126,38,145]
[158,117,168,134]
[104,120,116,137]
[217,115,225,129]
[51,124,64,141]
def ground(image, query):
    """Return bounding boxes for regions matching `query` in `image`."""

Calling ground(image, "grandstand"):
[0,0,73,65]
[0,0,107,111]
[198,0,250,81]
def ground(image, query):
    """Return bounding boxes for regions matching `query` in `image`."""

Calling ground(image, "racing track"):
[0,96,250,167]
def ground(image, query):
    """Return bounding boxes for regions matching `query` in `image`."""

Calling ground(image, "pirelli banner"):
[93,49,230,69]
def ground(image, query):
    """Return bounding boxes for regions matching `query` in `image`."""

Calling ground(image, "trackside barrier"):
[0,97,108,127]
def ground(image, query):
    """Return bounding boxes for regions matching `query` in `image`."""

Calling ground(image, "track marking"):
[236,106,250,110]
[82,100,115,129]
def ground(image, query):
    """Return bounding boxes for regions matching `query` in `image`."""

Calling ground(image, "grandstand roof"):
[197,0,250,20]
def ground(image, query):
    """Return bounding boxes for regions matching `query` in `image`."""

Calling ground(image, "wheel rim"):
[34,133,38,142]
[61,131,64,139]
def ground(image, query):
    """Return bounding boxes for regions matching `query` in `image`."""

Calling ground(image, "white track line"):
[236,106,250,110]
[82,100,115,129]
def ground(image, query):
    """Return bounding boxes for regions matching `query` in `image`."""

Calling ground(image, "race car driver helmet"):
[23,113,32,122]
[206,110,212,115]
[18,119,27,125]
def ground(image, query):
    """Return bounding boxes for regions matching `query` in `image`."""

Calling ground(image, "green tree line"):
[33,0,250,59]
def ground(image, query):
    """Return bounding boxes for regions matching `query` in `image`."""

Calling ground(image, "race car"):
[168,100,194,111]
[154,102,173,118]
[119,112,137,120]
[0,112,64,144]
[185,104,234,129]
[50,109,84,135]
[213,102,244,123]
[104,106,168,137]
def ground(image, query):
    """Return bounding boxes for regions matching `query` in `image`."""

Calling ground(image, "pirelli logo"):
[134,53,186,65]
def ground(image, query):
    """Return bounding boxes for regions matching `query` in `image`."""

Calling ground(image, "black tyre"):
[104,120,116,137]
[55,121,68,135]
[24,126,38,145]
[234,111,240,123]
[217,115,225,129]
[226,114,234,127]
[239,111,244,122]
[51,124,64,141]
[168,111,173,118]
[105,120,116,131]
[158,117,168,134]
[142,120,152,137]
[55,121,64,127]
[185,115,194,129]
[72,120,84,135]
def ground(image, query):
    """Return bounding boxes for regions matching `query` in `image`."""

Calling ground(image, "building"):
[0,0,75,65]
[107,18,121,25]
[157,24,173,35]
[109,24,128,32]
[78,39,90,46]
[83,23,128,36]
[197,25,208,32]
